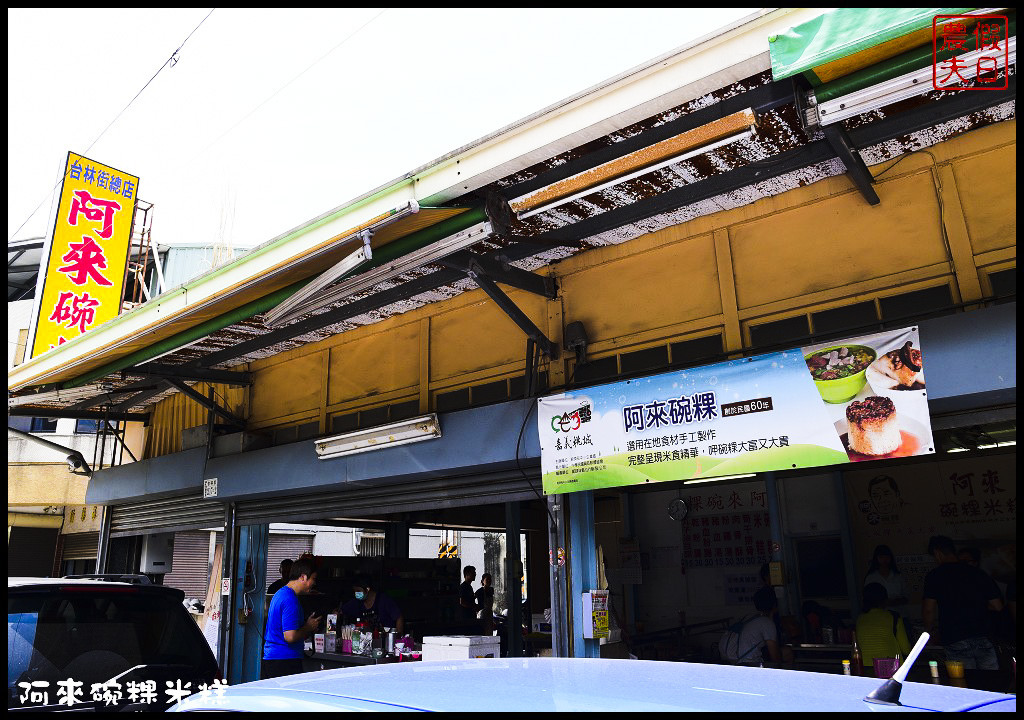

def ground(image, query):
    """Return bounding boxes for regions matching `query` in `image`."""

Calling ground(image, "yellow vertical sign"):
[31,152,139,358]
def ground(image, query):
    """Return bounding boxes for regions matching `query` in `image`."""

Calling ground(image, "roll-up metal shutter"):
[237,468,540,526]
[110,495,225,537]
[61,532,99,560]
[162,531,215,600]
[265,534,315,592]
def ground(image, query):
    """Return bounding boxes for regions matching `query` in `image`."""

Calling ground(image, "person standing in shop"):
[863,545,909,616]
[267,558,293,598]
[262,558,322,679]
[724,586,782,666]
[475,573,495,634]
[459,566,479,623]
[856,583,911,676]
[922,536,1003,670]
[341,576,404,635]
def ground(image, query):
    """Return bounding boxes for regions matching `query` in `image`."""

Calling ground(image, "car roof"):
[9,577,132,587]
[170,658,1016,713]
[7,577,182,596]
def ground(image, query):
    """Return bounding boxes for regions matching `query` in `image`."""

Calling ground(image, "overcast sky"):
[8,8,759,255]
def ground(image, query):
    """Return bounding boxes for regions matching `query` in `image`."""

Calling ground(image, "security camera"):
[564,321,588,366]
[67,455,83,471]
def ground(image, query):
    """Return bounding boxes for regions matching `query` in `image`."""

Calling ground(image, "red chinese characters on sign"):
[682,492,771,568]
[50,191,119,336]
[31,152,138,359]
[48,291,101,333]
[58,237,113,287]
[67,190,122,239]
[932,15,1009,90]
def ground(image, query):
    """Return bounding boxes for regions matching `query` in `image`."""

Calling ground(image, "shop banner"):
[31,151,139,358]
[539,326,932,494]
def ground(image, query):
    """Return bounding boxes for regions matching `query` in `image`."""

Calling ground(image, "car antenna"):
[863,631,930,706]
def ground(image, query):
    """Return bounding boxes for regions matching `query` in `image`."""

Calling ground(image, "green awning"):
[769,7,975,85]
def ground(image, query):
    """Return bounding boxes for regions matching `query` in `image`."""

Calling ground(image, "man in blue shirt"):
[262,557,322,679]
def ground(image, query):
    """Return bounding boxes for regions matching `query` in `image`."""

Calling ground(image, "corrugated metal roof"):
[8,41,1015,415]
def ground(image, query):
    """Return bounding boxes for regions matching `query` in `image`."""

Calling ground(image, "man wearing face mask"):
[340,576,404,635]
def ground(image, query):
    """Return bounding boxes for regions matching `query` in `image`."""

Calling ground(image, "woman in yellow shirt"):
[855,582,911,676]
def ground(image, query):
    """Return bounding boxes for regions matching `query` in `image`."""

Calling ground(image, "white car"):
[168,657,1016,712]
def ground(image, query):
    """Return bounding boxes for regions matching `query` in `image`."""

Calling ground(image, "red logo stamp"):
[932,15,1009,90]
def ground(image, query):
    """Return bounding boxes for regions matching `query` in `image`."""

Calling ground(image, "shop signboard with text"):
[539,326,933,494]
[31,151,139,358]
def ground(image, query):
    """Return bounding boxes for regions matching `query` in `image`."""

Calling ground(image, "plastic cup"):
[874,658,898,679]
[946,661,965,679]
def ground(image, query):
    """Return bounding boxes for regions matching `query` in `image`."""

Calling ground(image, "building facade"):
[8,8,1015,681]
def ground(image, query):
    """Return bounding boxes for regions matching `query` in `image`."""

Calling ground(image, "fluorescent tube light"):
[315,414,442,460]
[515,128,755,220]
[267,221,492,328]
[683,473,757,485]
[8,385,102,407]
[946,440,1015,453]
[817,35,1016,126]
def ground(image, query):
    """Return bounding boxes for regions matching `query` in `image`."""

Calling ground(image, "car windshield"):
[8,588,216,702]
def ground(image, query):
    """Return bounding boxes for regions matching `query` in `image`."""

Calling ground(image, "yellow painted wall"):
[329,321,419,405]
[954,146,1016,256]
[142,120,1016,458]
[145,382,247,458]
[250,353,322,425]
[430,292,547,381]
[561,231,722,346]
[8,463,90,506]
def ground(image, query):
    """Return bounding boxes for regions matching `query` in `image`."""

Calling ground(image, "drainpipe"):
[61,206,488,390]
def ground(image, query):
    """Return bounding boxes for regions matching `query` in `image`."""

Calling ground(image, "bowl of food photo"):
[804,344,876,404]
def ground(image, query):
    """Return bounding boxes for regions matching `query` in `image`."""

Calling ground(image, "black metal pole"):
[219,502,236,680]
[505,501,523,657]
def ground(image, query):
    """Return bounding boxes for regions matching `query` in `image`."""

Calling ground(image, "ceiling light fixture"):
[314,414,442,460]
[947,440,1016,453]
[8,385,106,407]
[817,35,1016,126]
[511,107,758,220]
[266,221,493,328]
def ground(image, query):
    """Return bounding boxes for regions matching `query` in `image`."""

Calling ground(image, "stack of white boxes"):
[421,635,501,661]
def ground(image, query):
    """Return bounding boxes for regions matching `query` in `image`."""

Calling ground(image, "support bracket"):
[125,362,253,386]
[108,380,173,414]
[440,252,557,299]
[166,378,246,429]
[103,419,138,463]
[468,270,559,360]
[822,124,880,205]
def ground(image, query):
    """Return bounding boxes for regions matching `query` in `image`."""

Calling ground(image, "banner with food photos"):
[539,326,932,494]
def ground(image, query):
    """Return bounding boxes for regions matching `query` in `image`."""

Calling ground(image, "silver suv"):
[8,576,220,712]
